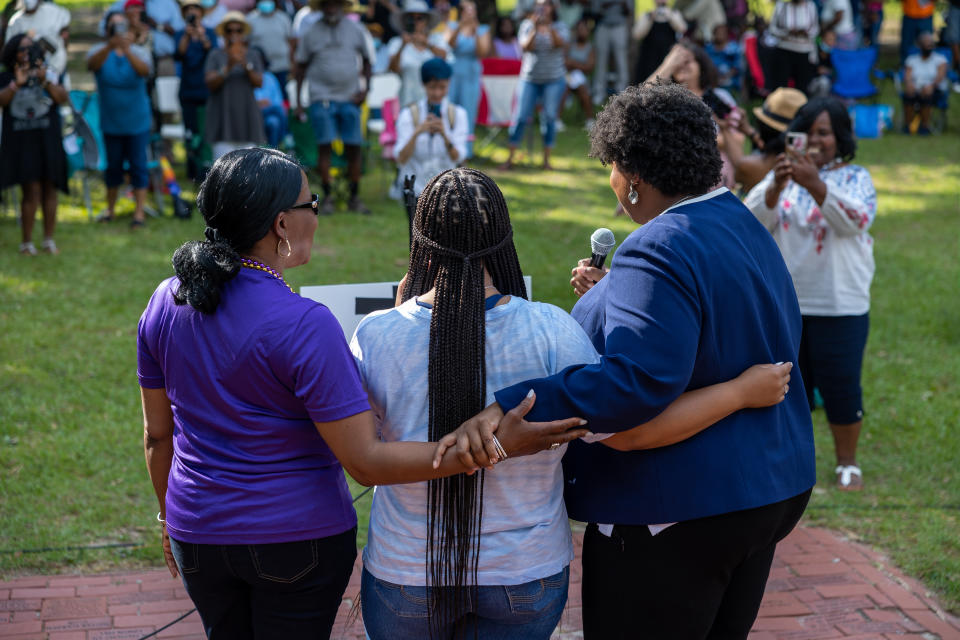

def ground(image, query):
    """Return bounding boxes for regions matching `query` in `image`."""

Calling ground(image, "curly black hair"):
[589,82,722,196]
[788,96,857,163]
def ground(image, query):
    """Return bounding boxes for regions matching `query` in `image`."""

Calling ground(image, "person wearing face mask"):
[4,0,71,77]
[204,12,266,159]
[87,11,154,227]
[295,0,372,214]
[901,31,948,135]
[247,0,292,87]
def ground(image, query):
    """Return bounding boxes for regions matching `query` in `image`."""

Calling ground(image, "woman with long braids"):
[351,167,794,639]
[137,149,587,640]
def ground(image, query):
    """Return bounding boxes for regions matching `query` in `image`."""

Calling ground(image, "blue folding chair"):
[830,47,879,101]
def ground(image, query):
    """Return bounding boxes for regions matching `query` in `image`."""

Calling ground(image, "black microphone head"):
[590,227,616,256]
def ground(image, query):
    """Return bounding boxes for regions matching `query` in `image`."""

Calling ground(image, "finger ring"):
[549,442,561,451]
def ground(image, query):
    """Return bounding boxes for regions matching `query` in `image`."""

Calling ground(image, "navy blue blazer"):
[494,189,816,525]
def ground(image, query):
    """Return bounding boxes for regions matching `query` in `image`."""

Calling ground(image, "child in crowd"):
[564,18,595,130]
[705,23,742,95]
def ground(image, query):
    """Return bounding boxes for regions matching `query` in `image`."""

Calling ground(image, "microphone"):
[589,228,616,269]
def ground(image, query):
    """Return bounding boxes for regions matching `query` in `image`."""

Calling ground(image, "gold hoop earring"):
[278,236,292,258]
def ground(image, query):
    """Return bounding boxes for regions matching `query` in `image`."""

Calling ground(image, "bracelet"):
[491,435,508,462]
[156,511,165,524]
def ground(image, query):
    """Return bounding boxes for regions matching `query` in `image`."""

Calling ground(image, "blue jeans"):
[508,77,566,149]
[103,131,150,189]
[169,528,356,640]
[308,100,363,146]
[361,566,568,640]
[449,67,481,158]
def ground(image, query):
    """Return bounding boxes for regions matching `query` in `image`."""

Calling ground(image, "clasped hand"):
[431,391,589,472]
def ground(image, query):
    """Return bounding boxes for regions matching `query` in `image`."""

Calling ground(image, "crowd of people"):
[1,0,956,252]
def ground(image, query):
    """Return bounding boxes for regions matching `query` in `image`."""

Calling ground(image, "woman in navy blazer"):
[453,83,816,638]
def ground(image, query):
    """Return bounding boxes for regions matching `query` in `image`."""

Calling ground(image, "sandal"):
[835,465,863,491]
[41,238,59,255]
[130,218,146,229]
[96,211,116,223]
[18,242,38,256]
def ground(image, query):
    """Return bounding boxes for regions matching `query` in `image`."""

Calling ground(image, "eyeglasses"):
[224,27,246,34]
[289,193,320,215]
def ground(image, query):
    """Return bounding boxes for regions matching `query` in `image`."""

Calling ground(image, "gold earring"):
[277,236,292,258]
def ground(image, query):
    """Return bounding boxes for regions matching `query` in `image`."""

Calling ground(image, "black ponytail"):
[171,148,303,313]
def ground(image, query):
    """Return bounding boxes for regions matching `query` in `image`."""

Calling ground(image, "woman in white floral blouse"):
[744,96,877,492]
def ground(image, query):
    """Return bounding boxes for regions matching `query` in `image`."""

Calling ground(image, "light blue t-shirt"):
[350,295,600,586]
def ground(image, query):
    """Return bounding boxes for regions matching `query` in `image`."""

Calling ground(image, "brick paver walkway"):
[2,526,958,639]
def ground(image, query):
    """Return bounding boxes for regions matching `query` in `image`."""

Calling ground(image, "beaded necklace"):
[239,257,295,293]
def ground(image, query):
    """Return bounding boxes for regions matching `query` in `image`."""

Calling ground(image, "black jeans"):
[581,490,811,640]
[169,528,357,639]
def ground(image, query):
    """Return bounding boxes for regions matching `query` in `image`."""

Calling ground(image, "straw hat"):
[753,88,808,132]
[216,11,251,36]
[179,0,203,12]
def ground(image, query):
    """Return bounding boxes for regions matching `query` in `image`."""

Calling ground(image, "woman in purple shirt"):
[138,148,584,639]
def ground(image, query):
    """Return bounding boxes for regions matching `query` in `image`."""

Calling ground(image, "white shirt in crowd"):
[386,35,450,107]
[820,0,855,36]
[905,51,949,91]
[765,0,819,54]
[5,2,71,75]
[394,98,468,195]
[247,9,292,73]
[744,164,877,317]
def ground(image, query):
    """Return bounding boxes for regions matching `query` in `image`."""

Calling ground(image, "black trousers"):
[581,490,811,640]
[766,48,817,94]
[169,528,357,640]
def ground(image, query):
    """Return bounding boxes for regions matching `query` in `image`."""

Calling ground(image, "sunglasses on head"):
[289,193,320,215]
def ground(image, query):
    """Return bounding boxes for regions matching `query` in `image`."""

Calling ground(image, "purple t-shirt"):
[137,270,370,544]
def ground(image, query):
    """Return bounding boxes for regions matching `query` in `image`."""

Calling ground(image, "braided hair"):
[401,168,526,636]
[171,148,303,313]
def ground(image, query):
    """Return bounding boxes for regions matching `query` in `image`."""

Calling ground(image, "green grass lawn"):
[2,84,959,612]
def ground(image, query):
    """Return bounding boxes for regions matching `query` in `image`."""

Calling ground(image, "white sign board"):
[301,276,533,339]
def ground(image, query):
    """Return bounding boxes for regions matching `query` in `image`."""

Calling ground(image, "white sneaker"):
[555,120,567,132]
[585,118,595,132]
[953,81,960,94]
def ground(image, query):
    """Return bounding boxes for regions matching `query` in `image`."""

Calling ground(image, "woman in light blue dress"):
[444,0,490,158]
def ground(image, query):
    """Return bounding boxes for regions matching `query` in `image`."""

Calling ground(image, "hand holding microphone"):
[571,228,616,297]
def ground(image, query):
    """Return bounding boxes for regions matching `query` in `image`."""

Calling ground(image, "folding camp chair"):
[474,58,521,154]
[830,47,879,101]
